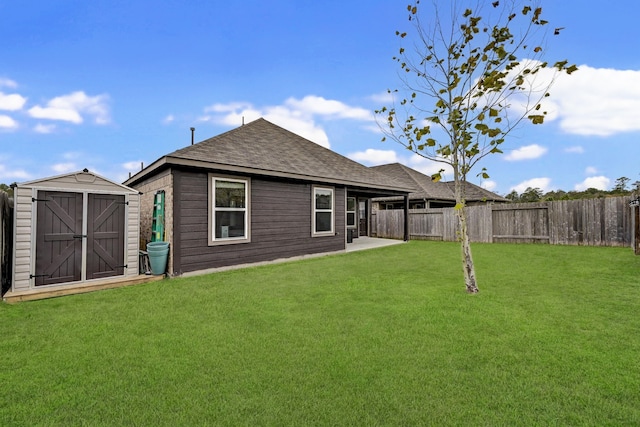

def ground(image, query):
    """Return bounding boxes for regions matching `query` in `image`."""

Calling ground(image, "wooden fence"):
[372,196,634,247]
[0,190,13,295]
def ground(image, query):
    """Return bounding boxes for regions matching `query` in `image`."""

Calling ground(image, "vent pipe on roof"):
[190,127,195,145]
[242,116,245,126]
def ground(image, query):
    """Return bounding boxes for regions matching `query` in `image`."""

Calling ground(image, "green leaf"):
[566,64,578,74]
[528,114,545,124]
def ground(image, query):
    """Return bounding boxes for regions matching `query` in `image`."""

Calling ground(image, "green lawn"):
[1,241,639,426]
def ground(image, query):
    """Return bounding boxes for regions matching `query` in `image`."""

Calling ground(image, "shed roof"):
[125,118,412,195]
[371,163,508,203]
[17,169,139,194]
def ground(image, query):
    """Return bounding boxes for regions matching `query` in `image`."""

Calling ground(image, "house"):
[4,169,160,303]
[123,118,413,276]
[370,163,507,210]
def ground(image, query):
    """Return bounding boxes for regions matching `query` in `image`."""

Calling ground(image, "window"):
[346,197,356,228]
[313,186,334,236]
[210,176,250,244]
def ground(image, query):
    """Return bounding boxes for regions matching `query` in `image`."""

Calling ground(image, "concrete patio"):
[346,236,405,252]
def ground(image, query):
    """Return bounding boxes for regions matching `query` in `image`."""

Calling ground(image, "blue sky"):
[2,0,640,195]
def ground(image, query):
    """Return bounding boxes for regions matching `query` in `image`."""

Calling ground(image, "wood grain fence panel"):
[467,205,492,243]
[0,190,13,295]
[375,196,632,247]
[409,209,444,240]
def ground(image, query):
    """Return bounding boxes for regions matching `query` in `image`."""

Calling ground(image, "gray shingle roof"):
[371,163,507,202]
[371,163,453,200]
[443,180,508,202]
[125,118,412,194]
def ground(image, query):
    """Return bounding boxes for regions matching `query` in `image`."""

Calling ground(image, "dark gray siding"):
[173,169,345,275]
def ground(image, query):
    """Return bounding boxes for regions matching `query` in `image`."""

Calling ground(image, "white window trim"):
[312,185,334,237]
[346,196,357,228]
[208,174,251,246]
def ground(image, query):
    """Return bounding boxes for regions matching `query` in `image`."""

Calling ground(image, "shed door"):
[86,194,126,280]
[34,191,83,286]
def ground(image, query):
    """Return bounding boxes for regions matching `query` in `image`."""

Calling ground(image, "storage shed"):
[6,169,144,301]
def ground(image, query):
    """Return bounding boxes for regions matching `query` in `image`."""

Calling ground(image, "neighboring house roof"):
[371,163,452,200]
[443,180,508,203]
[370,163,507,203]
[125,118,411,195]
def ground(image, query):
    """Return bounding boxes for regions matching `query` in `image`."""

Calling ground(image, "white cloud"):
[491,62,640,137]
[34,123,56,134]
[29,104,82,123]
[163,114,175,124]
[481,180,497,191]
[200,96,378,149]
[51,163,77,174]
[0,163,31,180]
[511,177,552,193]
[0,115,18,129]
[534,65,640,136]
[504,144,548,161]
[575,176,610,191]
[407,154,454,178]
[284,95,373,121]
[0,78,17,89]
[202,101,331,147]
[0,92,27,111]
[122,160,144,173]
[585,166,599,175]
[348,149,399,165]
[565,146,584,154]
[28,91,110,125]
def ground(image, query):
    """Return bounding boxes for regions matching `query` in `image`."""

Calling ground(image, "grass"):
[1,241,639,426]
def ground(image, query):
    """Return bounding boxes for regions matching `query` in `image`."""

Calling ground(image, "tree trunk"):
[457,206,479,293]
[454,176,479,293]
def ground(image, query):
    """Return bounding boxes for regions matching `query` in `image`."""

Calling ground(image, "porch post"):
[403,195,410,242]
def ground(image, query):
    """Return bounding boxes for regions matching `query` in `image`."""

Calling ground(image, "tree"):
[505,190,520,202]
[0,183,13,198]
[377,0,575,293]
[520,187,543,202]
[612,176,630,194]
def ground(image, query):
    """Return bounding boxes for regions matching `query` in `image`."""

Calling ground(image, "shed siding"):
[11,175,140,293]
[12,187,33,291]
[126,194,141,276]
[173,170,345,274]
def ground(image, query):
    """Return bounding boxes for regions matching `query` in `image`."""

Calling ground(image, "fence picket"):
[373,196,633,247]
